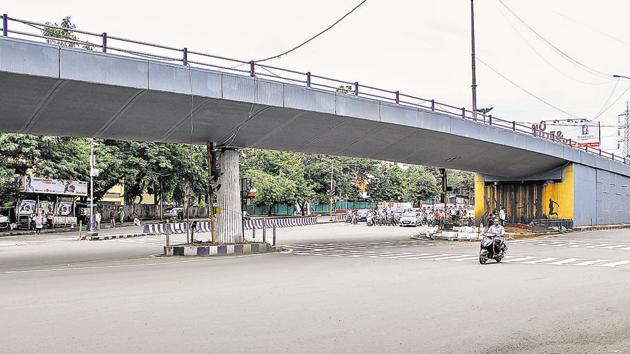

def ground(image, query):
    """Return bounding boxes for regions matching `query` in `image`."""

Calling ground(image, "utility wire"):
[553,10,630,49]
[476,56,583,119]
[257,0,368,62]
[591,78,620,120]
[497,6,608,86]
[498,0,612,79]
[592,84,630,121]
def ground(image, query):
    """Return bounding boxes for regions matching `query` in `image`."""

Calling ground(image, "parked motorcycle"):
[479,233,507,264]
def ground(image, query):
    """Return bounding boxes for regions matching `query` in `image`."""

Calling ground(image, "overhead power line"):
[476,56,583,119]
[498,0,612,79]
[553,10,630,49]
[497,6,608,86]
[257,0,368,63]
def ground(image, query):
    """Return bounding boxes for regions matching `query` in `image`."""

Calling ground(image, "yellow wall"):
[541,164,574,219]
[474,173,485,221]
[101,184,125,205]
[101,184,155,205]
[473,164,575,221]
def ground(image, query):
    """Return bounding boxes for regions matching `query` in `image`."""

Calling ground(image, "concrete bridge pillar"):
[216,148,243,244]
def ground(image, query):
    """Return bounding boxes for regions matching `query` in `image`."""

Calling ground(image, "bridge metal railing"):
[1,14,628,167]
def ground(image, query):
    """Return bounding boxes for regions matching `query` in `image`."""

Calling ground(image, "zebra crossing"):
[511,239,630,251]
[285,242,630,268]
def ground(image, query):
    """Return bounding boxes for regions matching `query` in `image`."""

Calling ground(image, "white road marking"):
[451,256,480,262]
[521,257,558,264]
[503,256,537,263]
[549,258,582,265]
[432,255,475,261]
[575,259,608,266]
[600,260,630,267]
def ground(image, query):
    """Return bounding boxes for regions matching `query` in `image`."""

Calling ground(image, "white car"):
[399,211,420,227]
[163,207,183,219]
[0,214,9,231]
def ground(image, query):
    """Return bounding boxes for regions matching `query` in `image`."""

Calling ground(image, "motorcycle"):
[366,215,374,227]
[479,233,507,264]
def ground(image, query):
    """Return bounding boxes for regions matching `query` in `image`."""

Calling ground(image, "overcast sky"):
[5,0,630,152]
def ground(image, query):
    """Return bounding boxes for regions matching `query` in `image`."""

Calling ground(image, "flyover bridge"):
[1,15,629,236]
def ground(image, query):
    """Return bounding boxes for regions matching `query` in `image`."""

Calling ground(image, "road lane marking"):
[451,256,480,262]
[602,245,627,249]
[521,257,558,264]
[407,253,452,260]
[549,258,582,265]
[432,255,475,261]
[504,257,536,263]
[575,259,608,266]
[600,260,630,267]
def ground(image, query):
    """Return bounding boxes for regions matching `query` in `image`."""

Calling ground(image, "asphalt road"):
[1,224,630,353]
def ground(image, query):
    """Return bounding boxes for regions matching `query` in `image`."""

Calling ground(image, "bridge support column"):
[216,148,243,244]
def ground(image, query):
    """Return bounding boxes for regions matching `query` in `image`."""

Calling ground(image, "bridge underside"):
[0,70,565,178]
[475,163,630,226]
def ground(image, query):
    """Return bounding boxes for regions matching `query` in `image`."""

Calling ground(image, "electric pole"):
[470,0,478,120]
[618,101,630,158]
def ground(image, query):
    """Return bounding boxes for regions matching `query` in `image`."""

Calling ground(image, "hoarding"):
[532,120,600,148]
[20,176,88,196]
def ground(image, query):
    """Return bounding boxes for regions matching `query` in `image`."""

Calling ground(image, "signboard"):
[20,176,88,196]
[532,120,600,148]
[39,201,54,214]
[55,202,74,216]
[17,200,36,215]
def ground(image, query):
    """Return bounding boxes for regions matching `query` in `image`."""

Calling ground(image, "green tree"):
[43,16,94,50]
[367,163,407,202]
[0,134,89,205]
[404,165,440,205]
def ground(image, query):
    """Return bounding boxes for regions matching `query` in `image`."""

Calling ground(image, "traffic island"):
[163,242,272,257]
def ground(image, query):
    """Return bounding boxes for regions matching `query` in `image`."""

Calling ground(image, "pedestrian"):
[46,209,54,228]
[109,209,116,228]
[499,207,506,226]
[94,210,102,230]
[33,212,44,235]
[118,208,125,224]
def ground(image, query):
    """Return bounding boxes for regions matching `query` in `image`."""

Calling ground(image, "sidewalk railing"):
[1,14,628,166]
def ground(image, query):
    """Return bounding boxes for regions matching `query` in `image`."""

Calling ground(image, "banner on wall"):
[55,202,74,216]
[20,176,88,196]
[17,200,36,215]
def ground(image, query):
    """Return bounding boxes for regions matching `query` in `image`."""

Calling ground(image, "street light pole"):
[89,138,94,232]
[329,161,334,222]
[470,0,478,121]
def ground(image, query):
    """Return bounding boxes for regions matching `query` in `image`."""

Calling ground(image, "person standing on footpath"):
[109,209,116,228]
[95,210,102,230]
[33,212,44,235]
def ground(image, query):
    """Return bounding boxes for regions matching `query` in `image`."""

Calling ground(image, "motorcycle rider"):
[486,218,507,254]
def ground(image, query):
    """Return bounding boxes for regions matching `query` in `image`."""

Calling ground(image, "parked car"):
[0,207,13,231]
[163,207,184,219]
[356,209,369,222]
[399,211,421,227]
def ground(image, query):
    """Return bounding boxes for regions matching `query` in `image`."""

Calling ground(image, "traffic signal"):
[209,142,221,193]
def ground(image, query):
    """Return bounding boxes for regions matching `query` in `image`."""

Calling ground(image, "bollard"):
[262,219,267,244]
[165,221,171,247]
[78,220,83,240]
[273,225,277,246]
